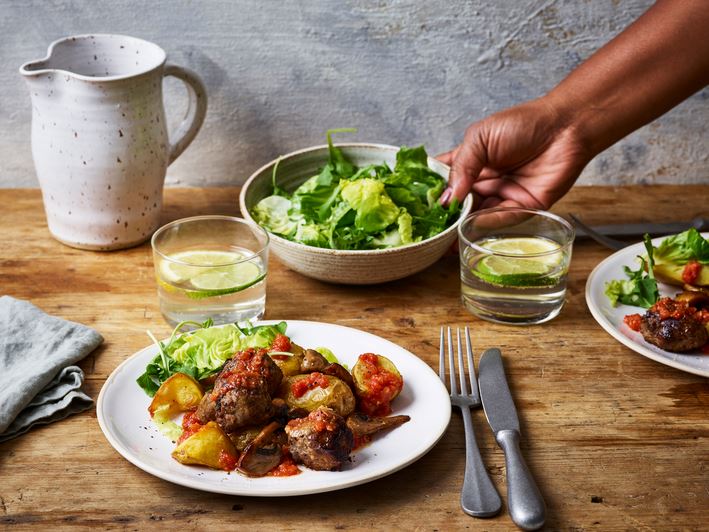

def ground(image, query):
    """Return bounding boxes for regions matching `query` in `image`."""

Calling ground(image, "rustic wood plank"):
[1,185,708,530]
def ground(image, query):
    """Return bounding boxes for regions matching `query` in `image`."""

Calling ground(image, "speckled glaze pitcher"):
[20,34,207,250]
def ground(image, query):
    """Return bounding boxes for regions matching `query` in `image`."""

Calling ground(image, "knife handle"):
[496,429,546,531]
[460,407,502,517]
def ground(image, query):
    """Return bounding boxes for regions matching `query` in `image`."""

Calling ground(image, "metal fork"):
[568,213,628,251]
[439,326,502,517]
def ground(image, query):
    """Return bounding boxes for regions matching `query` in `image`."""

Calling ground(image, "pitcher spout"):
[19,34,166,83]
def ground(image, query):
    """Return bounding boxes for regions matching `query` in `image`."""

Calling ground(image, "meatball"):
[214,373,275,432]
[219,348,283,396]
[194,348,282,425]
[195,391,216,423]
[285,406,354,471]
[640,311,708,352]
[639,297,708,352]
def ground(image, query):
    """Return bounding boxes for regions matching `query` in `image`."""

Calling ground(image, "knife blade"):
[479,348,545,531]
[573,216,708,239]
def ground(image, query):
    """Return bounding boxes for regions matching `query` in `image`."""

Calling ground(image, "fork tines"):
[439,326,481,406]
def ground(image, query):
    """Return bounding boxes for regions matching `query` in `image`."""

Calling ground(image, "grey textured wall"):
[2,0,708,188]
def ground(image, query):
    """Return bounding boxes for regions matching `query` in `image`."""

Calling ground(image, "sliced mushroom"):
[236,421,284,477]
[322,362,355,391]
[346,412,411,438]
[301,349,328,372]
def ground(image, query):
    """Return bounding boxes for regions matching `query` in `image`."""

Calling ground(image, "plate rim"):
[96,319,452,496]
[585,235,709,378]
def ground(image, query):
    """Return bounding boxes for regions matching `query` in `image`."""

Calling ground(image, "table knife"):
[573,216,708,239]
[479,348,545,531]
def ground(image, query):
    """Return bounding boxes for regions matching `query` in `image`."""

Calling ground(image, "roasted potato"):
[149,373,204,418]
[269,352,304,377]
[654,260,709,287]
[351,354,403,416]
[172,421,238,470]
[289,342,305,357]
[280,373,355,417]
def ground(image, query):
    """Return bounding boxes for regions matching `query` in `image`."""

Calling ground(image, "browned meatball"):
[641,311,708,352]
[214,373,275,432]
[194,391,216,423]
[285,406,354,471]
[219,348,283,396]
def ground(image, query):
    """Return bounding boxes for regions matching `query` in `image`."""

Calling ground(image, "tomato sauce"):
[267,452,301,477]
[270,334,292,353]
[623,314,643,332]
[682,261,702,285]
[291,372,329,398]
[651,297,694,320]
[178,410,203,444]
[218,450,238,471]
[356,353,403,417]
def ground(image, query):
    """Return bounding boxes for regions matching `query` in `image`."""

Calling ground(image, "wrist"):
[537,91,597,164]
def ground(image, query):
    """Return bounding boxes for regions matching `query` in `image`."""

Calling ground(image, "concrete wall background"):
[1,0,707,188]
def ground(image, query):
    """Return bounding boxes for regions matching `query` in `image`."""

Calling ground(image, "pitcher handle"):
[163,64,208,165]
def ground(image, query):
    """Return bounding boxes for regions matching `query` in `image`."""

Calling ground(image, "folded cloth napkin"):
[0,296,103,442]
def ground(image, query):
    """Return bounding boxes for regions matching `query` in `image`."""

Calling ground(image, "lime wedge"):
[159,250,265,299]
[472,237,563,287]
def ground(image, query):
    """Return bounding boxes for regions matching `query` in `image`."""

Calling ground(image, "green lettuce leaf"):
[604,235,659,308]
[655,228,709,265]
[340,178,400,233]
[136,321,288,396]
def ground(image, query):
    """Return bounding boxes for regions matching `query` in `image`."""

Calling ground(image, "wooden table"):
[1,185,708,531]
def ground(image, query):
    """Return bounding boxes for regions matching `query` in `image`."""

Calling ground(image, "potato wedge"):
[269,352,304,377]
[172,421,238,470]
[351,354,403,416]
[281,374,355,416]
[654,260,709,287]
[149,373,204,418]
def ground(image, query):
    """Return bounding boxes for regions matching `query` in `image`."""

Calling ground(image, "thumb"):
[448,127,487,202]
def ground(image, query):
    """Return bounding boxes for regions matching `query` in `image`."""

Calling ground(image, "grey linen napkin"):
[0,296,103,442]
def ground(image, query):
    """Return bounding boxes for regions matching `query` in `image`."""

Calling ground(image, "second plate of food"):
[97,320,451,496]
[585,235,709,377]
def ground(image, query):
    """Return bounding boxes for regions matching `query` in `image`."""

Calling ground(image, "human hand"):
[438,97,591,210]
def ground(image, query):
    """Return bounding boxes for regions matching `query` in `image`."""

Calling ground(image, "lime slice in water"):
[160,250,265,299]
[472,237,563,287]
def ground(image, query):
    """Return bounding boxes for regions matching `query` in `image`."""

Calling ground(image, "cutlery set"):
[440,327,545,531]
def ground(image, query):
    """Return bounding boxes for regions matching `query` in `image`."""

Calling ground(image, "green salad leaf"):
[654,228,709,265]
[604,234,659,308]
[136,320,288,396]
[252,130,461,250]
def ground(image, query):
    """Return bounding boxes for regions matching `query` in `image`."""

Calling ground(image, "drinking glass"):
[458,208,574,325]
[151,216,269,326]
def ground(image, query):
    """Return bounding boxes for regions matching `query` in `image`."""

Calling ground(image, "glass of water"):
[458,207,574,325]
[151,216,269,326]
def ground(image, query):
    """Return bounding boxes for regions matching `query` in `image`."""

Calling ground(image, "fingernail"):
[440,188,452,205]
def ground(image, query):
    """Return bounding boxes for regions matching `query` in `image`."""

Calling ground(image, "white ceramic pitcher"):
[20,34,207,250]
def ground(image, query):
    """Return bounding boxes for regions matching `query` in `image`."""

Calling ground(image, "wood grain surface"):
[1,186,708,531]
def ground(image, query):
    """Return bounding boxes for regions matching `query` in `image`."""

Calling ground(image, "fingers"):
[472,178,547,210]
[449,126,487,203]
[435,149,455,166]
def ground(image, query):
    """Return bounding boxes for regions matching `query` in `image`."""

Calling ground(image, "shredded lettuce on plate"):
[251,129,461,250]
[136,320,288,396]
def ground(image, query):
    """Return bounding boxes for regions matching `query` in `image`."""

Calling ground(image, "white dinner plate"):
[586,234,709,377]
[97,320,451,496]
